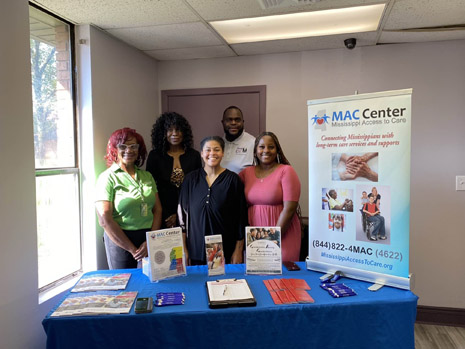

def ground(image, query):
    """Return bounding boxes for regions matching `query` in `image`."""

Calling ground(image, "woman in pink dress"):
[239,132,301,261]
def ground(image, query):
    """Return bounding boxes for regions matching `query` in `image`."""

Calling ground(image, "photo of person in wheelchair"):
[327,189,353,212]
[362,195,386,241]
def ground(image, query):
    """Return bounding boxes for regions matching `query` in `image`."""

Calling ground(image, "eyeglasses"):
[117,143,139,151]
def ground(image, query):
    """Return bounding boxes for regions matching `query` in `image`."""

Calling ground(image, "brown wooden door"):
[161,85,266,150]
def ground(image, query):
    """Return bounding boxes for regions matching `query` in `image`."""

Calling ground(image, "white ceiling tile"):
[232,32,378,55]
[187,0,387,21]
[33,0,199,28]
[30,0,465,60]
[380,30,465,44]
[144,45,236,61]
[384,0,465,30]
[107,22,223,50]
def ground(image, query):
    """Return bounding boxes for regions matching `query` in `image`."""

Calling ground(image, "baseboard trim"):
[416,305,465,327]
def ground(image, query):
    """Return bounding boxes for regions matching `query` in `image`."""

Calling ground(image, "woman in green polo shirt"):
[95,128,162,269]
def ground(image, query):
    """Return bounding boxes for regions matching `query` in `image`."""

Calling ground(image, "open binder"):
[206,279,256,308]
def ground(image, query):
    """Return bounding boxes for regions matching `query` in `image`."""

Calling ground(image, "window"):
[29,5,81,291]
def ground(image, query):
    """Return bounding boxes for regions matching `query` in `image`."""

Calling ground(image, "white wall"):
[0,1,49,348]
[157,40,465,309]
[0,3,159,347]
[76,26,159,270]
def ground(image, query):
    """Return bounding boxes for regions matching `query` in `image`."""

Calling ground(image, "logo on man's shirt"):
[235,147,247,154]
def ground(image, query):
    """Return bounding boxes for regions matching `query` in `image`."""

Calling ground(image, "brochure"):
[206,279,256,308]
[205,234,225,276]
[146,227,186,282]
[71,273,131,292]
[51,291,138,317]
[263,278,314,304]
[245,226,282,275]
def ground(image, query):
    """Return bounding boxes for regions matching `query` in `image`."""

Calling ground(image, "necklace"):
[257,163,278,182]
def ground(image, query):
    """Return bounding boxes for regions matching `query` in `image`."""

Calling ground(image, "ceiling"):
[30,0,465,61]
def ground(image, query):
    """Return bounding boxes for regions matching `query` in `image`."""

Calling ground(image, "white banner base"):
[306,257,413,290]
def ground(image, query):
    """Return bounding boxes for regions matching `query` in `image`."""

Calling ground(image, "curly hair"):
[150,112,194,153]
[104,127,147,168]
[253,131,290,166]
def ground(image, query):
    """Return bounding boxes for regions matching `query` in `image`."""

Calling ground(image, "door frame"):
[161,85,266,133]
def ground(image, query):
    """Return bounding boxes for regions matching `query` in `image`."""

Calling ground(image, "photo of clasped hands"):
[334,152,379,182]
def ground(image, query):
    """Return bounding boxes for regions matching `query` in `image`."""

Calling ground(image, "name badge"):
[141,203,148,217]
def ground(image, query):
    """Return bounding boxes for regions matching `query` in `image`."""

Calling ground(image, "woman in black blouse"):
[178,136,247,265]
[146,112,202,228]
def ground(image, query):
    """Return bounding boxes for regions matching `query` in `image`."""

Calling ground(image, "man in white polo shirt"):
[221,106,256,173]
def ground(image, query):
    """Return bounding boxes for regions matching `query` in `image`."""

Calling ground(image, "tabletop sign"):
[146,227,186,282]
[245,226,282,275]
[205,234,225,276]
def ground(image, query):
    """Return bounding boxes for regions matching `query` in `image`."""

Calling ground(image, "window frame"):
[30,2,83,294]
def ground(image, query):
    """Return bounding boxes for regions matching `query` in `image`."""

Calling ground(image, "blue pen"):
[329,288,356,294]
[330,287,355,293]
[321,283,351,290]
[329,292,356,298]
[320,283,349,291]
[321,282,344,288]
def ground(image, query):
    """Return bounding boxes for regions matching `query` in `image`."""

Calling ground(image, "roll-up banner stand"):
[306,89,413,290]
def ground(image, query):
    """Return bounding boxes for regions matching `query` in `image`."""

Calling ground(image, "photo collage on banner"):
[307,89,412,289]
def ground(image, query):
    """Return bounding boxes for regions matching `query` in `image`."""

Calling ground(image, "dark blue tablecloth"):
[42,263,418,349]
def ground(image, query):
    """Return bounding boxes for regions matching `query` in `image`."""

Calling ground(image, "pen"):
[223,285,228,296]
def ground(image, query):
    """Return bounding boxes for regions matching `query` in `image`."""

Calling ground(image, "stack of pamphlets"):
[51,291,138,317]
[71,273,131,292]
[50,273,136,317]
[263,278,314,304]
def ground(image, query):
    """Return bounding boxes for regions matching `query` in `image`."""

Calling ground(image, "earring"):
[277,154,280,164]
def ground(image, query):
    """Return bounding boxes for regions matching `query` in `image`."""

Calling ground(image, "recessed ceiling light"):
[258,0,322,10]
[210,4,385,44]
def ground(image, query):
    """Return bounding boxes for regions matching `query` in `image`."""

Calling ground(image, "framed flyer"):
[146,227,186,282]
[205,235,225,276]
[245,226,282,275]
